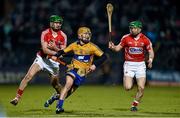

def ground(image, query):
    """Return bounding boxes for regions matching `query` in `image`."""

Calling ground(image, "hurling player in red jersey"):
[10,15,67,106]
[109,21,154,111]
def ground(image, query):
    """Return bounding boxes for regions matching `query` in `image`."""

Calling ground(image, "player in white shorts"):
[34,55,59,76]
[10,15,67,106]
[124,61,146,79]
[109,21,154,111]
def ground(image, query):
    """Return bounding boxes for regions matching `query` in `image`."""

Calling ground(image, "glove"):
[54,50,65,57]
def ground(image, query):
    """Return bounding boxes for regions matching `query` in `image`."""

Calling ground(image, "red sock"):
[132,100,139,107]
[16,89,24,98]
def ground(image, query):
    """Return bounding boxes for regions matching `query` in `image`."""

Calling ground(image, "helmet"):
[77,27,91,36]
[129,21,142,28]
[49,15,63,23]
[77,27,92,44]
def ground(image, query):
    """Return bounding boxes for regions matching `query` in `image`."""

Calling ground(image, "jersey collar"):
[132,33,142,41]
[49,28,61,35]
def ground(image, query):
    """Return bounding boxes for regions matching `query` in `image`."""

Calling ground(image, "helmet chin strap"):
[50,25,61,32]
[131,32,140,37]
[51,28,60,32]
[82,39,90,44]
[79,38,90,44]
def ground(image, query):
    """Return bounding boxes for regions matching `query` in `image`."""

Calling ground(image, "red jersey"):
[120,33,152,62]
[37,28,67,57]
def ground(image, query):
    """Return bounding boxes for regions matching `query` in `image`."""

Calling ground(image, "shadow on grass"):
[143,111,180,116]
[23,108,54,115]
[61,111,111,117]
[21,108,180,117]
[25,108,53,112]
[112,108,129,111]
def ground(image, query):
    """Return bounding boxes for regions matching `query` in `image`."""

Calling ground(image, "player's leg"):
[43,59,64,107]
[123,61,140,111]
[123,76,134,91]
[10,63,41,105]
[130,62,146,111]
[123,62,135,91]
[44,75,63,107]
[130,77,146,111]
[50,75,63,94]
[44,81,78,107]
[56,75,74,114]
[66,85,78,98]
[135,77,146,102]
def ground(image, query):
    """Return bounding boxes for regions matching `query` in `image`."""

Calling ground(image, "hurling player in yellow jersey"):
[46,26,107,114]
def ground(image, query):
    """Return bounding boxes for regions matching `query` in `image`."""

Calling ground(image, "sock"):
[16,89,23,99]
[57,99,64,109]
[132,100,139,107]
[52,94,60,100]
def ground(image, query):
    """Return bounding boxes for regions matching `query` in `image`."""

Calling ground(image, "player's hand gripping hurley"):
[106,3,114,42]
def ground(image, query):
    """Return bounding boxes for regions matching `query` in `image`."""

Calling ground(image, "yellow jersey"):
[64,41,103,73]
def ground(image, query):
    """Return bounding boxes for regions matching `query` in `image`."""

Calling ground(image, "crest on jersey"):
[128,42,133,45]
[140,42,144,46]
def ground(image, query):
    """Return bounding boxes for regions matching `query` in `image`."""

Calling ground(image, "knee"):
[124,85,132,91]
[138,86,145,92]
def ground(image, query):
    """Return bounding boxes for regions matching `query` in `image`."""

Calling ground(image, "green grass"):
[0,85,180,117]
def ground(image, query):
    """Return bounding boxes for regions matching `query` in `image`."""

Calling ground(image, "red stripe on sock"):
[132,102,138,106]
[17,89,24,96]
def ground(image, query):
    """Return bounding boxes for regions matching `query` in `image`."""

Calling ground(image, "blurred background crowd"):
[0,0,179,84]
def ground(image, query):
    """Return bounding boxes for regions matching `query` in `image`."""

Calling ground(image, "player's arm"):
[109,41,123,52]
[94,53,107,67]
[54,43,74,57]
[41,33,57,55]
[89,53,107,72]
[109,36,126,52]
[60,31,67,50]
[145,38,154,69]
[147,44,154,69]
[89,44,107,72]
[47,40,61,52]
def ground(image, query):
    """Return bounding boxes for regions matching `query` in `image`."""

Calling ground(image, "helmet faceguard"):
[129,21,142,36]
[77,27,92,44]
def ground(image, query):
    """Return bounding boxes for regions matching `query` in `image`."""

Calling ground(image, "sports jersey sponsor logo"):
[78,56,85,60]
[74,55,90,63]
[129,47,143,54]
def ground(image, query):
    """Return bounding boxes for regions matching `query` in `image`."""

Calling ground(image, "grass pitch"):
[0,85,180,117]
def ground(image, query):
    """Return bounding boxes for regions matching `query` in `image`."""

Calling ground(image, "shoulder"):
[60,30,67,39]
[121,34,130,41]
[41,28,50,39]
[141,33,151,42]
[122,34,130,39]
[42,28,50,35]
[89,42,101,50]
[69,41,77,47]
[89,42,98,47]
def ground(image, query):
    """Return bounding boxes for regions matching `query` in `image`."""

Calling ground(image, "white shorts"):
[123,61,146,78]
[33,55,60,76]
